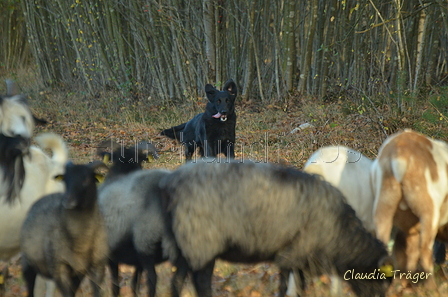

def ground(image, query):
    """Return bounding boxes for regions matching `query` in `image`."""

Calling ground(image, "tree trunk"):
[413,3,427,91]
[298,0,318,94]
[203,0,216,82]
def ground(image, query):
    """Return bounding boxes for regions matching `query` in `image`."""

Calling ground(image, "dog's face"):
[205,80,237,122]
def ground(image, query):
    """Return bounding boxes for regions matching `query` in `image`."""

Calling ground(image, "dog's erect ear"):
[223,79,237,98]
[205,84,218,102]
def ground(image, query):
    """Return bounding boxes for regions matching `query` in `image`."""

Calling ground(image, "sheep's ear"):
[89,160,108,170]
[94,174,105,184]
[96,140,120,160]
[136,141,159,160]
[378,256,394,277]
[54,174,64,181]
[102,152,111,163]
[147,150,159,162]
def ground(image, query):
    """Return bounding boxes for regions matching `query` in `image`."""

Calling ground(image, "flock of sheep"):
[1,80,448,297]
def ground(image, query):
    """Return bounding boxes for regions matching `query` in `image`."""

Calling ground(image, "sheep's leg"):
[405,228,422,272]
[400,228,420,289]
[31,276,43,297]
[286,269,305,297]
[34,278,56,297]
[278,269,290,297]
[392,230,408,272]
[417,213,438,290]
[22,264,37,297]
[44,280,56,297]
[55,279,76,297]
[403,182,439,292]
[109,261,120,297]
[131,266,143,297]
[296,270,306,293]
[171,256,190,297]
[89,265,105,297]
[139,257,157,297]
[433,241,446,265]
[416,220,438,291]
[281,268,305,297]
[420,231,436,274]
[374,175,401,245]
[192,260,215,297]
[55,266,81,297]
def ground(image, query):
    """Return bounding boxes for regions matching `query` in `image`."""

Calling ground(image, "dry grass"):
[1,69,448,296]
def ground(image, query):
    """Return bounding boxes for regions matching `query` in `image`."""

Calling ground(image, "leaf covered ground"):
[1,74,448,296]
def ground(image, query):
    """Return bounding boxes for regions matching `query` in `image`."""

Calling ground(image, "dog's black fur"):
[161,80,237,161]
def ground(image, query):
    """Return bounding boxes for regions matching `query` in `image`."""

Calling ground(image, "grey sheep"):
[20,161,108,297]
[96,142,174,297]
[159,160,392,297]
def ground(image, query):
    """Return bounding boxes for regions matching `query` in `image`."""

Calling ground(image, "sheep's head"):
[0,80,46,140]
[96,140,158,177]
[62,161,108,209]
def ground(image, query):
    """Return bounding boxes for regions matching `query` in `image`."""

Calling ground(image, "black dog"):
[161,79,237,161]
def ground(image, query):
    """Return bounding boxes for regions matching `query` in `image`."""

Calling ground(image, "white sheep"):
[304,145,375,232]
[0,133,68,259]
[287,145,374,296]
[0,133,68,297]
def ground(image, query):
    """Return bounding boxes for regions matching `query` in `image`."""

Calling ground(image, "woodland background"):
[1,0,447,103]
[1,1,448,296]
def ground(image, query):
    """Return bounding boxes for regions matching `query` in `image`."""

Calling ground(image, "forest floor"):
[1,69,448,296]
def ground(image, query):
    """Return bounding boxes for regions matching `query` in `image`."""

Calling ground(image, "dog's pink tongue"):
[212,112,222,118]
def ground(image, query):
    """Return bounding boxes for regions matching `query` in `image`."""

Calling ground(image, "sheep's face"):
[0,95,35,139]
[62,163,97,210]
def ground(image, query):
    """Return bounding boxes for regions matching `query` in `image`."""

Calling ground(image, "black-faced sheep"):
[160,161,391,297]
[96,141,173,297]
[20,161,108,297]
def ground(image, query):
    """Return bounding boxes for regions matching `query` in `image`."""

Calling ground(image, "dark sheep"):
[159,161,391,297]
[97,141,173,297]
[20,161,108,297]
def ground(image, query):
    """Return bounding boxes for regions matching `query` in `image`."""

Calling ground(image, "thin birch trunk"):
[413,2,427,91]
